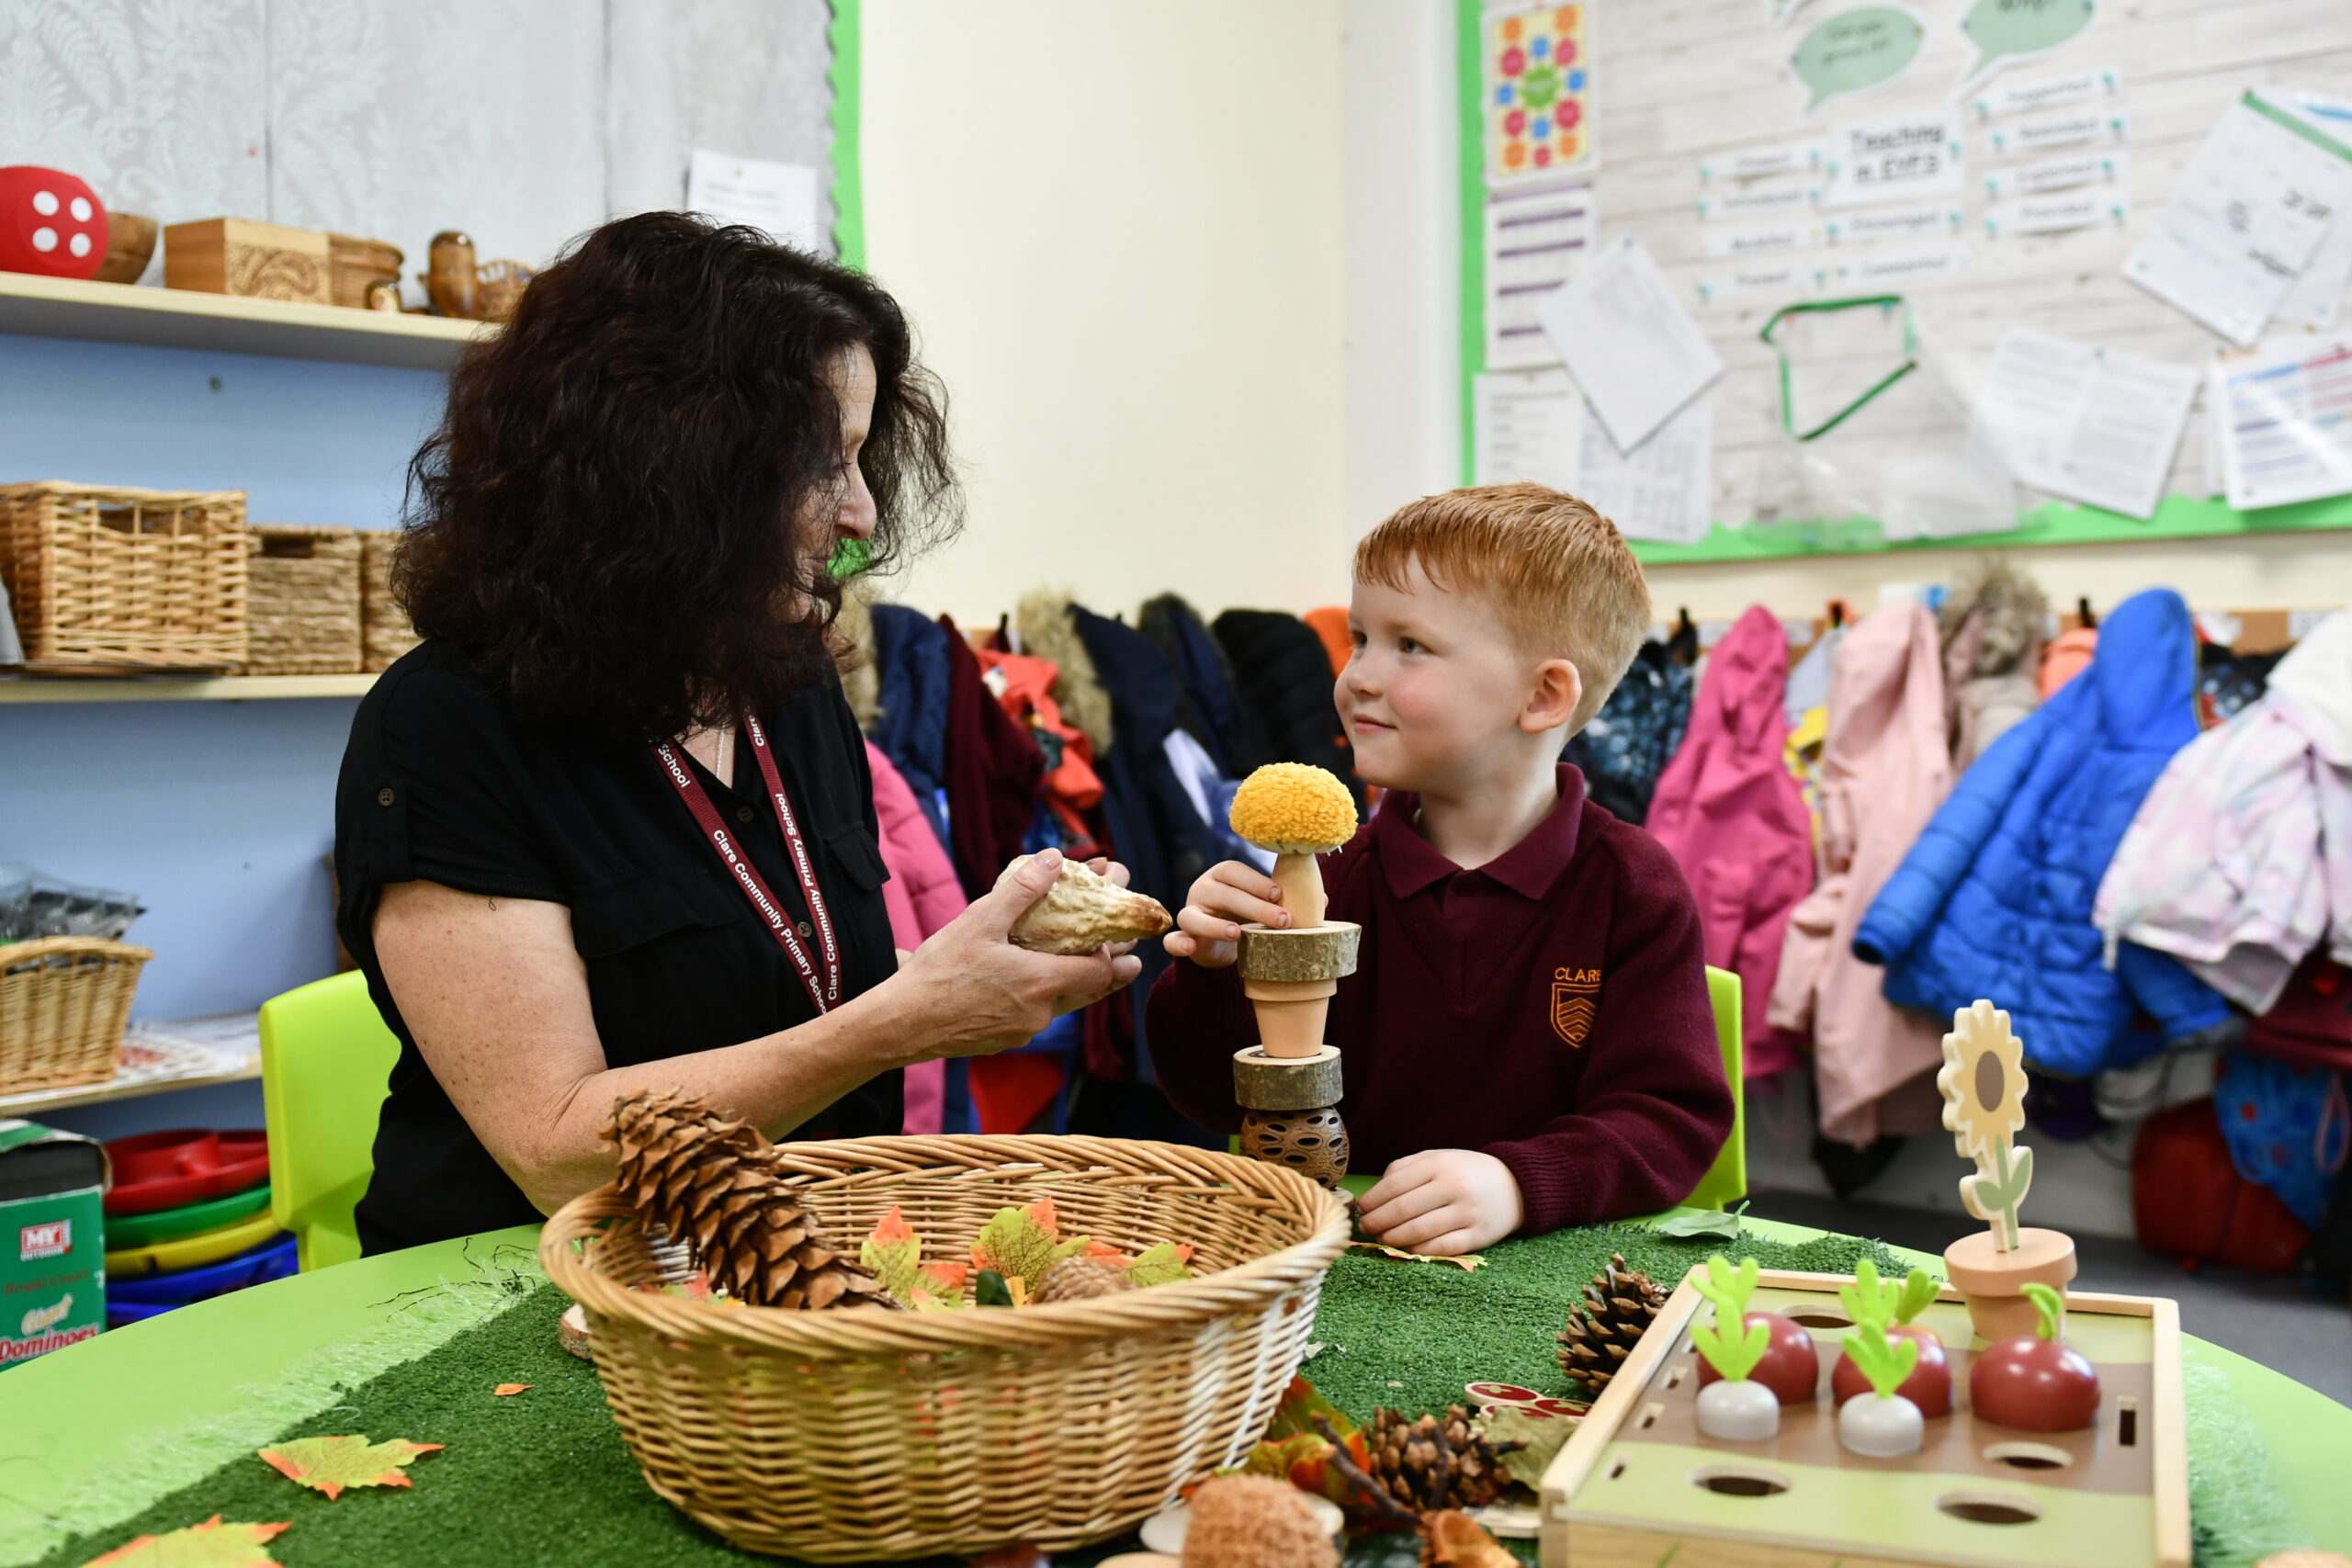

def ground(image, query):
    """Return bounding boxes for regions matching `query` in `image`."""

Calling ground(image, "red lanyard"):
[651,713,841,1014]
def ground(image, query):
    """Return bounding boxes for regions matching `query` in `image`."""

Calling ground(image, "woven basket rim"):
[539,1133,1351,1356]
[1,936,154,964]
[251,523,361,541]
[1,480,250,505]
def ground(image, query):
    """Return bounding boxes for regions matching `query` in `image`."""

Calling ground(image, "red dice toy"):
[0,166,108,280]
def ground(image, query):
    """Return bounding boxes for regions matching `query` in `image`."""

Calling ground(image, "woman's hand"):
[888,849,1141,1056]
[1163,860,1289,967]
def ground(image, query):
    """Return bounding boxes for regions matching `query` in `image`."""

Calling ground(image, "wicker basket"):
[0,482,248,671]
[247,525,362,675]
[359,530,420,672]
[327,234,403,310]
[0,937,151,1095]
[540,1135,1349,1562]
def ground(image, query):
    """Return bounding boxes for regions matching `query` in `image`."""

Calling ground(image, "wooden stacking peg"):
[1225,763,1363,1186]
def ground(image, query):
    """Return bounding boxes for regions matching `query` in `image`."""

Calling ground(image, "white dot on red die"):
[68,197,91,222]
[31,227,57,253]
[68,232,91,257]
[31,191,57,216]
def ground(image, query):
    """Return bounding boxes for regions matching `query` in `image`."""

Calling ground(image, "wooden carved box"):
[164,219,332,306]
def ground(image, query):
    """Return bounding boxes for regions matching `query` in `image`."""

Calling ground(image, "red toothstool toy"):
[0,167,108,279]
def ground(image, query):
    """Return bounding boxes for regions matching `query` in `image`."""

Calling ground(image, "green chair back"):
[1685,964,1748,1212]
[258,970,400,1271]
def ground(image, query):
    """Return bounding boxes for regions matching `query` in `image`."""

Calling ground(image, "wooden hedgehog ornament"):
[1224,764,1362,1187]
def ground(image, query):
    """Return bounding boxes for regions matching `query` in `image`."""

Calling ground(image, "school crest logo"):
[1552,966,1600,1046]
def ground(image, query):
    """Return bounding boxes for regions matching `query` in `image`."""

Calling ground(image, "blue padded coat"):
[1850,588,2232,1077]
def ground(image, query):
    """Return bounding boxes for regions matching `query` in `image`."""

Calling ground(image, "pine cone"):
[608,1089,896,1311]
[1367,1405,1520,1512]
[1555,1252,1664,1396]
[1031,1256,1136,1303]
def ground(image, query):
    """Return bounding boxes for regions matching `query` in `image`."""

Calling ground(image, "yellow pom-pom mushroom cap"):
[1227,763,1358,855]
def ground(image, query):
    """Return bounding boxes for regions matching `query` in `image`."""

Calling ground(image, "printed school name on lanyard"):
[652,715,841,1014]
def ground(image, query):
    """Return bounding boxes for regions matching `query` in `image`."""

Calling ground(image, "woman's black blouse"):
[334,640,900,1254]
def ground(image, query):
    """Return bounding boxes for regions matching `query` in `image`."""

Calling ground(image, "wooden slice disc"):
[1236,921,1361,984]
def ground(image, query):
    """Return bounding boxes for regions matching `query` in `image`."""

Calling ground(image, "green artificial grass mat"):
[32,1222,2284,1567]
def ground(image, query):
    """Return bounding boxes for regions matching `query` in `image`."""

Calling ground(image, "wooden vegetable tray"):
[1539,1269,2186,1568]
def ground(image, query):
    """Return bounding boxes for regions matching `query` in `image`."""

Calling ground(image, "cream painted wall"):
[860,0,1350,626]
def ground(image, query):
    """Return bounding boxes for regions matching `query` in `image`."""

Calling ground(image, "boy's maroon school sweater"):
[1146,765,1733,1234]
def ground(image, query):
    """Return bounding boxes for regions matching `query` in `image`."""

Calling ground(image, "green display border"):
[1453,0,2352,564]
[829,0,865,271]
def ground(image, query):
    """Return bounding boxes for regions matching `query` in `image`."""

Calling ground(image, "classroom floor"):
[1747,1190,2352,1407]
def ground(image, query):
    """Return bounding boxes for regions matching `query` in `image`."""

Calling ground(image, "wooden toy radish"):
[1971,1281,2101,1433]
[1830,1260,1951,1416]
[1690,1256,1782,1440]
[1693,1253,1817,1406]
[1838,1318,1924,1457]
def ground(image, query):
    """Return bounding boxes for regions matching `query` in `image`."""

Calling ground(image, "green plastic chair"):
[258,970,401,1271]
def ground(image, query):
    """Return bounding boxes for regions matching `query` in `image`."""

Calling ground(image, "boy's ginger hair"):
[1353,483,1651,732]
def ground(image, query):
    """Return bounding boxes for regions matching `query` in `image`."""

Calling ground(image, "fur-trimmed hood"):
[1939,557,2047,679]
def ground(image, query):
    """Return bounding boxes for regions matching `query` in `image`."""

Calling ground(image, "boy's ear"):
[1521,657,1582,734]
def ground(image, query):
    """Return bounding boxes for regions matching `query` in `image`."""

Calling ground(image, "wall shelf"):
[0,672,379,704]
[0,1016,260,1117]
[0,271,487,370]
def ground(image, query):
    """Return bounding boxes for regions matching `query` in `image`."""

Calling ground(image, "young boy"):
[1147,484,1732,1254]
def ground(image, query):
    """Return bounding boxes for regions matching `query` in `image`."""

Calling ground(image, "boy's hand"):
[1162,860,1291,968]
[1358,1150,1524,1255]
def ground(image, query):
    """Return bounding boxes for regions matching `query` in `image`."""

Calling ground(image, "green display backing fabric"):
[1448,0,2352,564]
[828,0,865,272]
[28,1224,1894,1568]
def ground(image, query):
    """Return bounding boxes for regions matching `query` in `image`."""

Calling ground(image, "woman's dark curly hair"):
[395,212,957,742]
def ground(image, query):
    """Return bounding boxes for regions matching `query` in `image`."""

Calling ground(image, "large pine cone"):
[1555,1252,1664,1396]
[608,1089,895,1311]
[1367,1405,1520,1512]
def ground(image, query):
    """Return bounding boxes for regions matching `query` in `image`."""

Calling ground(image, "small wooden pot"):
[1944,1227,2076,1343]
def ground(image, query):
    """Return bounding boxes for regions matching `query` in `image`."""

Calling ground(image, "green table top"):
[3,1216,2346,1555]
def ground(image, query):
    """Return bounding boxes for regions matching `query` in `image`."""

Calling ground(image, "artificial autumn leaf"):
[257,1436,443,1500]
[859,1205,925,1305]
[1344,1240,1487,1271]
[1645,1201,1750,1241]
[1481,1405,1575,1490]
[1124,1241,1195,1286]
[85,1517,288,1567]
[969,1199,1090,1290]
[493,1383,529,1396]
[1082,1238,1135,1267]
[920,1259,968,1294]
[1263,1375,1361,1446]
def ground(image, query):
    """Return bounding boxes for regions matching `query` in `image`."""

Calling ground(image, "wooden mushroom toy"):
[1938,999,2076,1344]
[1224,763,1362,1186]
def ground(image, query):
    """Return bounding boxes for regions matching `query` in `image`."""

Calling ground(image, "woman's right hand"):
[888,849,1140,1058]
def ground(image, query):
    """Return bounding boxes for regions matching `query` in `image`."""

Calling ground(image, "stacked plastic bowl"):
[102,1129,293,1327]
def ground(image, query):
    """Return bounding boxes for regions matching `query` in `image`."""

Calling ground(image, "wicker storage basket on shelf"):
[0,482,248,671]
[540,1134,1350,1563]
[0,937,151,1095]
[247,525,362,675]
[359,531,419,672]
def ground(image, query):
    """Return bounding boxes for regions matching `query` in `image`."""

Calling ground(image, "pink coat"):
[1766,603,1952,1145]
[1646,606,1815,1077]
[867,740,967,1134]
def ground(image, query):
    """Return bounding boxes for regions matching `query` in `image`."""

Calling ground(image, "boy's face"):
[1340,558,1581,794]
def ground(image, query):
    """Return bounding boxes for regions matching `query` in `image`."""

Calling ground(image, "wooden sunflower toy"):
[1936,998,2077,1342]
[1225,763,1362,1187]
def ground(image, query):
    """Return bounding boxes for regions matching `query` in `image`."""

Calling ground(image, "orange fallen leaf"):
[257,1436,443,1500]
[1344,1240,1486,1271]
[84,1515,288,1566]
[493,1382,530,1396]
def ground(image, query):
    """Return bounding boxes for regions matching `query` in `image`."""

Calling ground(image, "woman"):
[335,214,1136,1254]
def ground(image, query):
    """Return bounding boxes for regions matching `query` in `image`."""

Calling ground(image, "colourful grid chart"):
[1488,5,1592,185]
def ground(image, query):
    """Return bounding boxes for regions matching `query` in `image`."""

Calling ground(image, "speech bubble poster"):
[1958,0,2098,93]
[1790,6,1927,116]
[1487,5,1595,186]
